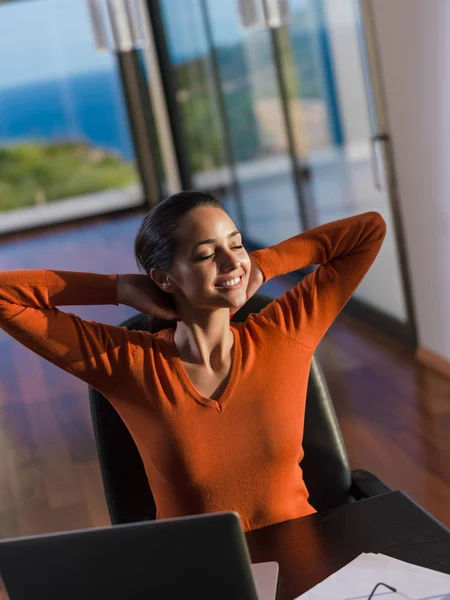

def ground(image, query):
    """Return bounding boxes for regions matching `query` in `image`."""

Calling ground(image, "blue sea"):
[0,69,135,161]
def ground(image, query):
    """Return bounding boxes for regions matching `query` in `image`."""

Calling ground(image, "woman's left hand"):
[232,253,265,316]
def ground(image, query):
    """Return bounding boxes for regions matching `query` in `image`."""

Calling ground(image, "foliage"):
[0,141,138,212]
[172,25,325,171]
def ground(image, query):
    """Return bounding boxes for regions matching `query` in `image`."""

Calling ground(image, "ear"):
[150,268,175,294]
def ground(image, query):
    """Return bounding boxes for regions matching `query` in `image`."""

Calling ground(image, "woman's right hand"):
[117,274,178,320]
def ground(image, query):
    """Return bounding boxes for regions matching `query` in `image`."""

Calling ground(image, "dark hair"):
[135,190,224,274]
[134,190,225,329]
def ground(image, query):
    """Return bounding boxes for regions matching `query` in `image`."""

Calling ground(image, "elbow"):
[365,211,387,239]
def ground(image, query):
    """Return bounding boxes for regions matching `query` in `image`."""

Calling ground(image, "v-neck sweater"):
[0,212,386,532]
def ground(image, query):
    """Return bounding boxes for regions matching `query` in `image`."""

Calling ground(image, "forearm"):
[0,269,119,311]
[0,269,137,397]
[250,212,386,282]
[249,212,386,348]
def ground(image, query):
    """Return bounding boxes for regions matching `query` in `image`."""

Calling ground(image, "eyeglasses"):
[367,582,413,599]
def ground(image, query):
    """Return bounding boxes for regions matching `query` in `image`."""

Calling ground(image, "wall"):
[370,0,450,365]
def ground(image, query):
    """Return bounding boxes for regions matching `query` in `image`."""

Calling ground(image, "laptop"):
[0,511,279,600]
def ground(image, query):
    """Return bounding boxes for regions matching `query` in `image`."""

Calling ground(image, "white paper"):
[359,554,450,585]
[294,553,450,600]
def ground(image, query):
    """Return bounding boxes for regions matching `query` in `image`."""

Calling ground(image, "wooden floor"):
[1,209,450,542]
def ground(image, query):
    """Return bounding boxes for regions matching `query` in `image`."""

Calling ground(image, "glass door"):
[156,0,305,246]
[0,0,162,237]
[201,0,307,246]
[151,0,243,228]
[139,0,414,339]
[278,0,413,328]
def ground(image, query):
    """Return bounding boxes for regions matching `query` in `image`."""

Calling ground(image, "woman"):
[0,190,386,532]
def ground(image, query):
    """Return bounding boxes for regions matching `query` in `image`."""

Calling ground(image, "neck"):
[173,310,234,370]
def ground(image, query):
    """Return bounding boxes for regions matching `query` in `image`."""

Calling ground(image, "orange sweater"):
[0,212,386,532]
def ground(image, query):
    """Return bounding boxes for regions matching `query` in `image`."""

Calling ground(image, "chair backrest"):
[89,293,353,525]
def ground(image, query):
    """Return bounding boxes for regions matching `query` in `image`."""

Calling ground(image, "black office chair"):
[89,293,391,525]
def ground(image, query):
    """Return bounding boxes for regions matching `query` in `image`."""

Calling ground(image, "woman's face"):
[163,205,250,313]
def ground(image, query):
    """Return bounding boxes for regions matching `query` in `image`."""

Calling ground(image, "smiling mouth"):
[214,275,243,290]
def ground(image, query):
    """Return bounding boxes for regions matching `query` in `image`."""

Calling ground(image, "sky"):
[0,0,244,90]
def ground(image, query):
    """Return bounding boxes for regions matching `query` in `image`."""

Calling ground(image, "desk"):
[245,491,450,600]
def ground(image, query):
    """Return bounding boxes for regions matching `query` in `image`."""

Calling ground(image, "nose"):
[221,248,241,272]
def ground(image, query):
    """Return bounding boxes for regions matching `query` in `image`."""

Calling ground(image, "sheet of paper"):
[359,554,450,585]
[294,553,450,600]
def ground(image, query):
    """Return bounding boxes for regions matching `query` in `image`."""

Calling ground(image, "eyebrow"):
[192,230,241,251]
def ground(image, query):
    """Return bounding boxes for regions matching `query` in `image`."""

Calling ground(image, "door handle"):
[262,0,290,28]
[370,133,389,191]
[237,0,261,28]
[87,0,109,52]
[106,0,133,52]
[87,0,146,53]
[124,0,145,49]
[237,0,290,29]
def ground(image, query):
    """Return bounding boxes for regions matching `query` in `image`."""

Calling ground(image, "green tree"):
[0,141,138,212]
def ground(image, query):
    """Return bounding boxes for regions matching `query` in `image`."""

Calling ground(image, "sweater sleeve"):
[249,211,386,349]
[0,269,140,396]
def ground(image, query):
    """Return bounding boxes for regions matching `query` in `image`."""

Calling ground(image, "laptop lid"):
[0,511,277,600]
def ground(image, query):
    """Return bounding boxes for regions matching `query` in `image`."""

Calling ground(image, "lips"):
[214,275,243,289]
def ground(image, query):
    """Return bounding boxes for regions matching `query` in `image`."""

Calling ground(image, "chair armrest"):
[351,469,392,499]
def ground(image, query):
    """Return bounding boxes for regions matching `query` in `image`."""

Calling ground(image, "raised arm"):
[249,212,386,349]
[0,270,139,396]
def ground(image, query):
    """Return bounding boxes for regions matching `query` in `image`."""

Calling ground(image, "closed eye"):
[196,245,244,261]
